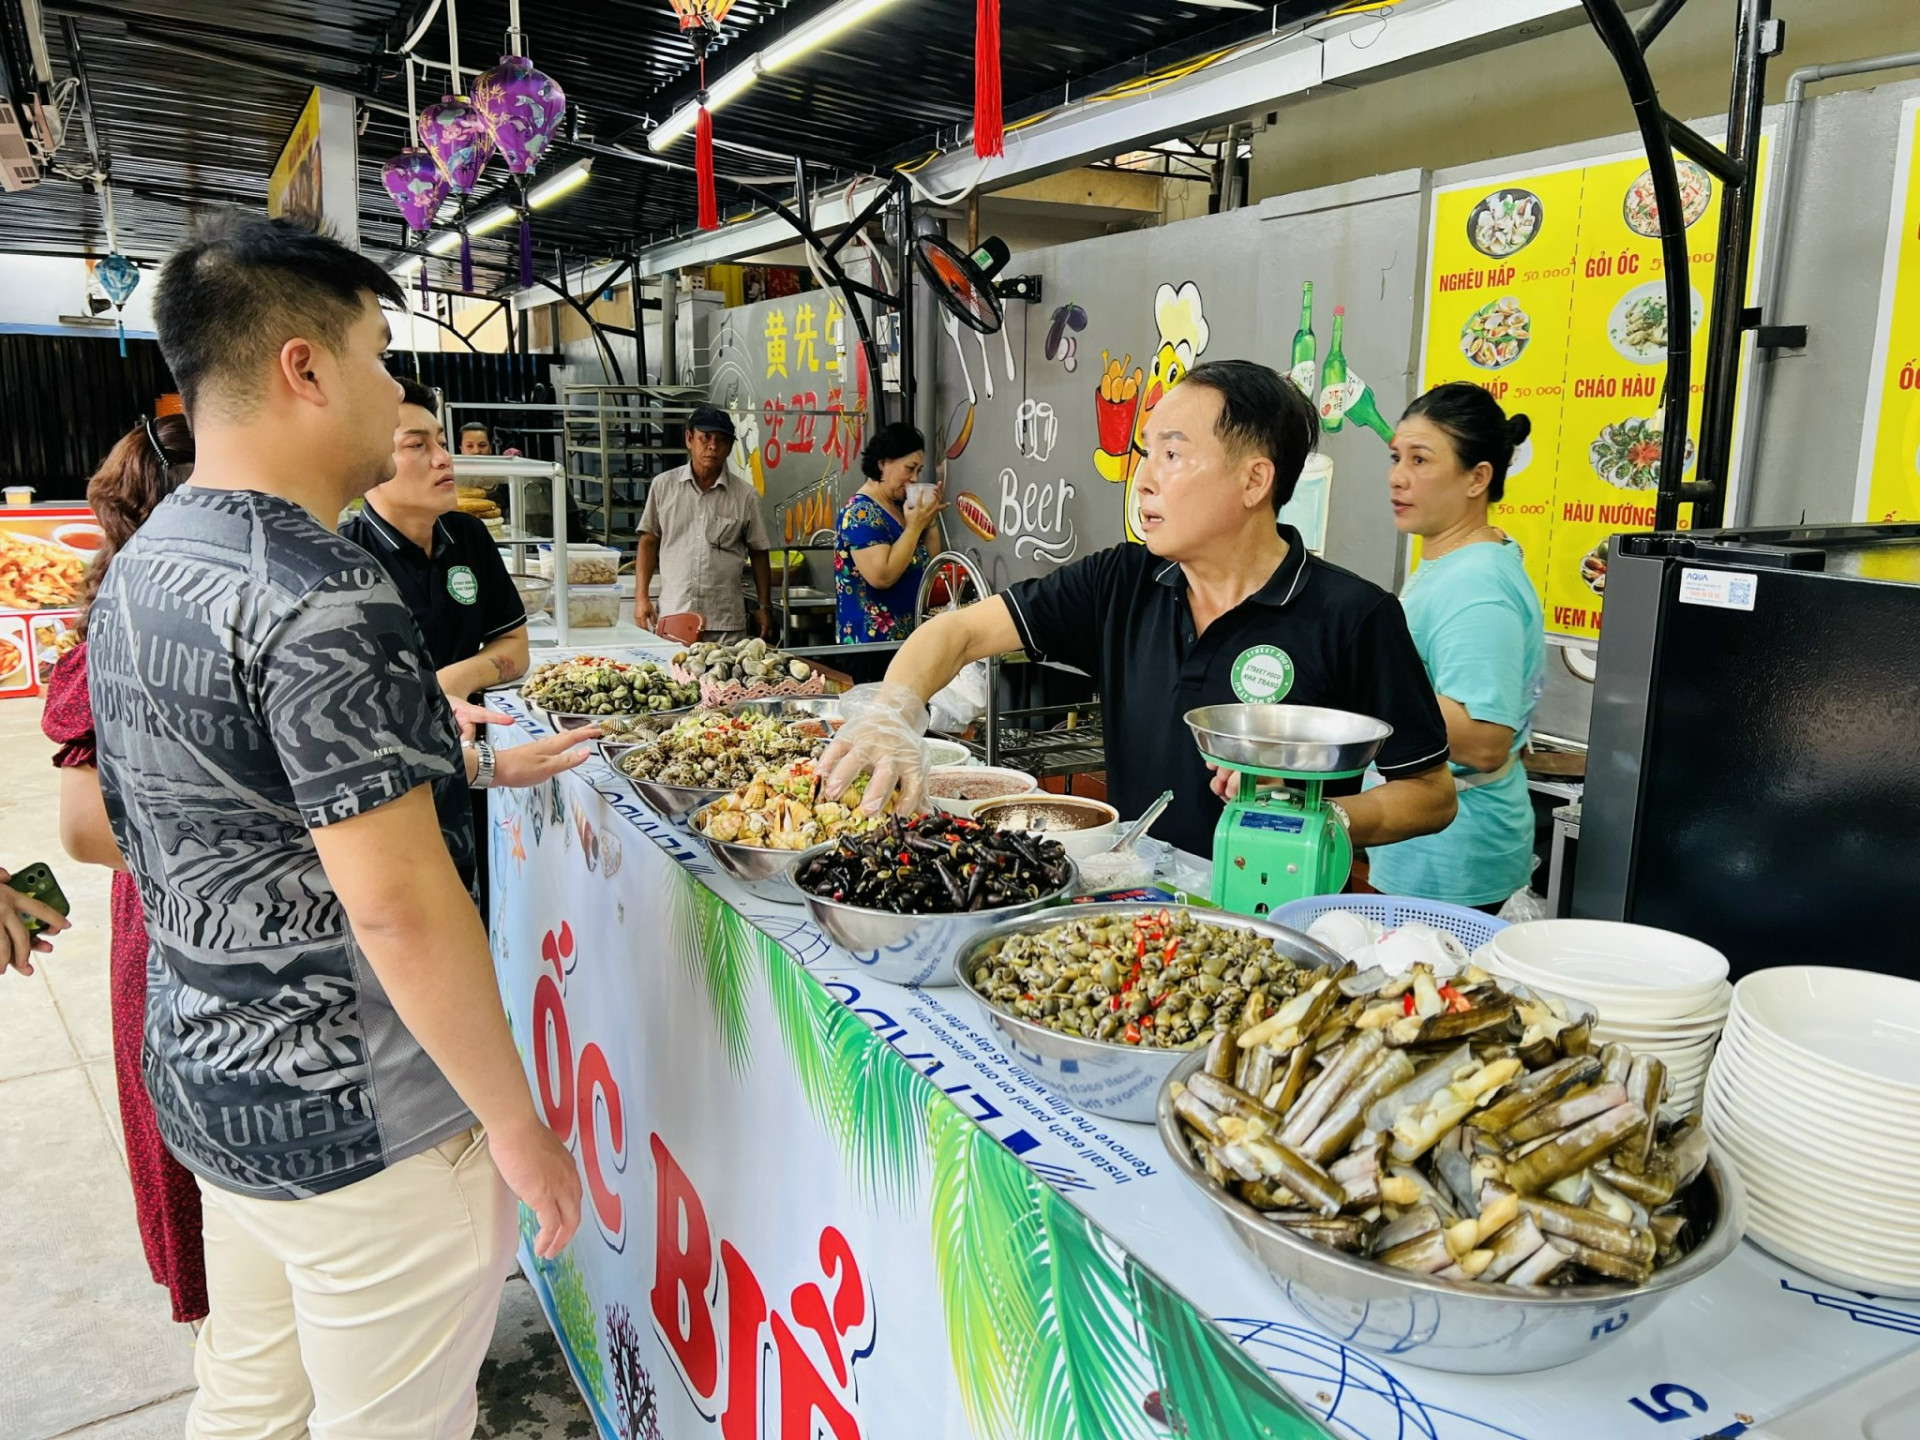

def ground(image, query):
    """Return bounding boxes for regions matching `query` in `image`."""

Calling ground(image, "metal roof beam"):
[626,0,1599,275]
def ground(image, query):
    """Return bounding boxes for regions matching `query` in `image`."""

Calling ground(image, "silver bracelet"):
[469,738,497,790]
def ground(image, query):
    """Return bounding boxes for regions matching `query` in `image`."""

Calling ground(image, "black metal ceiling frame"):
[727,161,917,427]
[1580,0,1780,532]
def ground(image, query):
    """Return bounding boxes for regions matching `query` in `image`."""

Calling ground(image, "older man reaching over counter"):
[823,359,1457,862]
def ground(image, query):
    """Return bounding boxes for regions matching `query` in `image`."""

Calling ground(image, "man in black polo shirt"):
[342,379,529,703]
[825,359,1456,861]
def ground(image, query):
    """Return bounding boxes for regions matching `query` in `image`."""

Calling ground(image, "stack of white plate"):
[1704,966,1920,1298]
[1488,919,1731,1114]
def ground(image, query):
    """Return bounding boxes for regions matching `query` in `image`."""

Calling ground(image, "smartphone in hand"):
[9,863,70,935]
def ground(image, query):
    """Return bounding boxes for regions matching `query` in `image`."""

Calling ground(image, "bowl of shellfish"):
[954,906,1343,1123]
[691,761,900,903]
[791,814,1077,987]
[1156,959,1745,1373]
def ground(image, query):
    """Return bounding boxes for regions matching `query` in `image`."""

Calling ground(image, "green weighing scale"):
[1185,704,1393,917]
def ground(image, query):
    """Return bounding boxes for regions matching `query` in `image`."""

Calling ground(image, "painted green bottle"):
[1289,282,1316,397]
[1320,305,1348,433]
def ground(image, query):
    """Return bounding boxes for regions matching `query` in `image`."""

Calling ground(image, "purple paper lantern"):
[418,94,495,194]
[382,147,450,232]
[473,55,566,176]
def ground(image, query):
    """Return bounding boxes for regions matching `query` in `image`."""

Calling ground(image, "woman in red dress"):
[41,414,207,1325]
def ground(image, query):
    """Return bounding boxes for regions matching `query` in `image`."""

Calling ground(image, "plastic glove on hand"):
[820,681,931,815]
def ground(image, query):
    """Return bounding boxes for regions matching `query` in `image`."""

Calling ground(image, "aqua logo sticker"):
[1231,645,1295,703]
[447,565,479,605]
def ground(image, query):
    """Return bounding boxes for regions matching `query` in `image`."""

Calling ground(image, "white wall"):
[0,255,159,335]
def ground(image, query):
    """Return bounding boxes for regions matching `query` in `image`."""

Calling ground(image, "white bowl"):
[1492,919,1728,999]
[1743,1230,1920,1299]
[972,795,1120,861]
[1716,1015,1920,1121]
[1710,1033,1920,1138]
[1730,966,1920,1096]
[1704,1087,1920,1193]
[923,737,974,769]
[924,765,1040,818]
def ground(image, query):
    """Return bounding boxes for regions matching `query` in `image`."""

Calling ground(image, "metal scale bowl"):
[1184,705,1393,917]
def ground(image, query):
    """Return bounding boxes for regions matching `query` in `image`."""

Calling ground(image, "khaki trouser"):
[187,1125,516,1440]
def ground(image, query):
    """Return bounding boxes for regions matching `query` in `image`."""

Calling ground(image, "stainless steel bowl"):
[790,843,1078,988]
[688,798,811,903]
[953,906,1341,1122]
[539,704,699,735]
[1185,704,1392,774]
[1155,1048,1747,1373]
[596,741,728,822]
[716,697,843,731]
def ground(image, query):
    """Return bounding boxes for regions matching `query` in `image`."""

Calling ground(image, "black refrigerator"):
[1576,522,1920,982]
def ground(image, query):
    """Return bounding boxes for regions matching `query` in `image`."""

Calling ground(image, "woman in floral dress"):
[834,423,944,643]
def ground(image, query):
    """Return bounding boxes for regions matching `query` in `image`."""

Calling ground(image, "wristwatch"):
[1327,799,1352,837]
[468,738,497,790]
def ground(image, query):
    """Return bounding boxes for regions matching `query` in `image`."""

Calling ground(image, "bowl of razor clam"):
[1156,953,1746,1373]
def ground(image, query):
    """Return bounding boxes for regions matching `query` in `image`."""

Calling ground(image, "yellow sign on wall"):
[1420,141,1764,641]
[268,89,325,225]
[1856,97,1920,522]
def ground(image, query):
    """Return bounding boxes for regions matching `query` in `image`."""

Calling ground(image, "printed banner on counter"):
[487,766,1329,1440]
[1420,140,1766,641]
[1856,96,1920,522]
[492,675,1920,1440]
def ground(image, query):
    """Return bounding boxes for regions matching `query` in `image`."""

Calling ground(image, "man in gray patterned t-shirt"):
[90,214,589,1439]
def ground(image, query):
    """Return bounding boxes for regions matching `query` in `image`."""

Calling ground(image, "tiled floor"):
[0,696,591,1439]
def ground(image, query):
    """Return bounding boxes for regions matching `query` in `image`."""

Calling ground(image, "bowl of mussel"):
[791,814,1077,987]
[955,907,1342,1123]
[691,761,899,903]
[599,705,832,822]
[1156,959,1746,1373]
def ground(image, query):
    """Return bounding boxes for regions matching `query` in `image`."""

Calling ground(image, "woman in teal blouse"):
[1368,383,1546,909]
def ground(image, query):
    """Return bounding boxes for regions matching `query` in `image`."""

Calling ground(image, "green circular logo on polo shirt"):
[447,565,479,605]
[1231,645,1295,703]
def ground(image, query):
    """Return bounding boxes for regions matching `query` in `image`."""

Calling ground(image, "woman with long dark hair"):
[1367,383,1546,910]
[41,413,207,1324]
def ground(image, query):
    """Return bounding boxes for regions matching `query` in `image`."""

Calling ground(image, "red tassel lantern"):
[975,0,1003,159]
[669,0,737,231]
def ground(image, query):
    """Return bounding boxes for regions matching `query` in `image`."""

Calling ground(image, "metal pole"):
[897,174,916,429]
[660,269,679,386]
[1579,0,1699,531]
[1692,0,1772,529]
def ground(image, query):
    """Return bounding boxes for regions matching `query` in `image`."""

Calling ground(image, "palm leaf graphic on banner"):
[929,1100,1155,1440]
[1129,1257,1330,1440]
[667,872,754,1074]
[759,923,929,1207]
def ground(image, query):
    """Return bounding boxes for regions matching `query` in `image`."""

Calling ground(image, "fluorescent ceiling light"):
[421,160,594,256]
[648,0,907,152]
[763,0,902,71]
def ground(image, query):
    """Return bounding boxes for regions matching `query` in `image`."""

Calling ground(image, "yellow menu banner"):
[1420,141,1764,641]
[1857,97,1920,522]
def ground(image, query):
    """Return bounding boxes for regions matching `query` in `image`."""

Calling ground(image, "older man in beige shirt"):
[634,405,775,641]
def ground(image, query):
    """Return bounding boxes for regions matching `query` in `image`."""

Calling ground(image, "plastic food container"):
[535,543,621,586]
[559,585,622,627]
[3,486,33,507]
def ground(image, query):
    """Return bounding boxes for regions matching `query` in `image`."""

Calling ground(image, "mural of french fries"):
[1094,351,1144,470]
